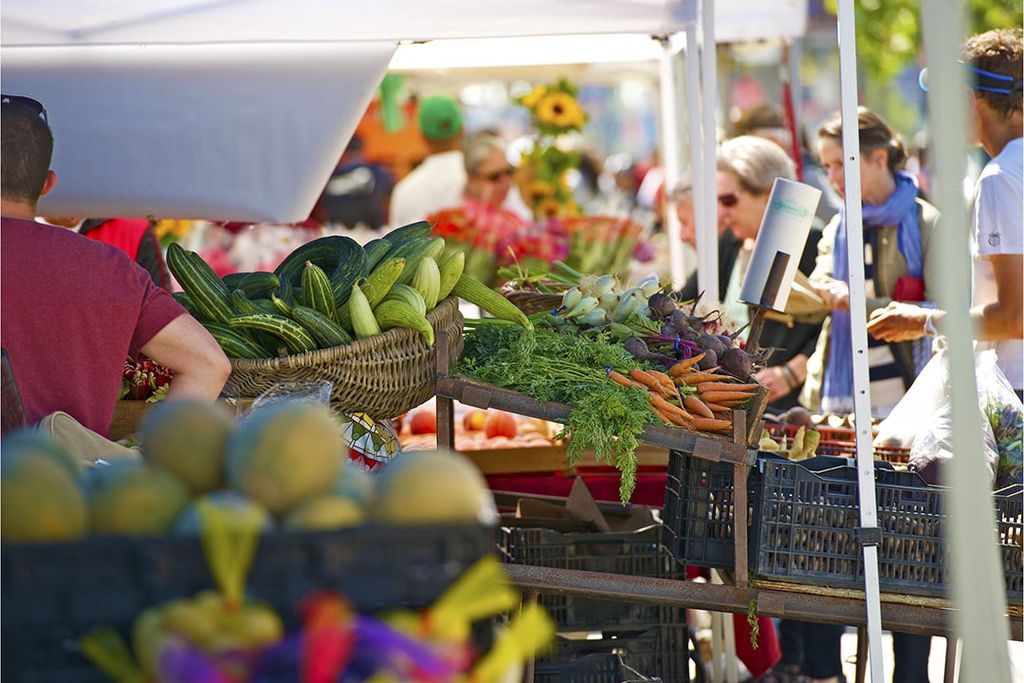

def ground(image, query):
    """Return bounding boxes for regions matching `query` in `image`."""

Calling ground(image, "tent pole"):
[699,0,719,304]
[684,23,705,296]
[835,1,885,680]
[919,3,1012,680]
[659,37,686,290]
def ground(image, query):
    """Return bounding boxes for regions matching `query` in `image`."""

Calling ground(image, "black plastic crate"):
[534,653,630,682]
[2,524,493,683]
[662,450,912,570]
[751,459,1023,600]
[538,624,693,682]
[498,525,683,631]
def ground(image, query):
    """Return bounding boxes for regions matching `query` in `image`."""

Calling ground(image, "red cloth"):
[81,218,147,260]
[487,469,781,678]
[1,218,185,436]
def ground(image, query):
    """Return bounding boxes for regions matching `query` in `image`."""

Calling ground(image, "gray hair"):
[717,135,795,194]
[463,134,506,174]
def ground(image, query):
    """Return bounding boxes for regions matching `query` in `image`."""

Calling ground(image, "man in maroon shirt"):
[0,94,231,437]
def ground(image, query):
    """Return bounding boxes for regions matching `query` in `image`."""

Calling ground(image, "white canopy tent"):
[1,1,1010,679]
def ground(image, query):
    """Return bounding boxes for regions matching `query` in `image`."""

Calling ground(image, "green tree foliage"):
[823,0,1023,135]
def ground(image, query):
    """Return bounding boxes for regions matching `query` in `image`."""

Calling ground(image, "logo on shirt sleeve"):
[988,232,1001,247]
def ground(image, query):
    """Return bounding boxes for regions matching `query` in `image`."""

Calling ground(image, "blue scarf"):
[822,172,923,406]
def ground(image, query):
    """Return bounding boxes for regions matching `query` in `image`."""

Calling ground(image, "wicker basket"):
[500,287,564,316]
[222,297,463,419]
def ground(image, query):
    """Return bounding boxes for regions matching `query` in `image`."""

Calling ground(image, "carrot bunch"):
[605,358,757,435]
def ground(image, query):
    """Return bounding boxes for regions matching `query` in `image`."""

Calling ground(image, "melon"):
[332,463,375,506]
[371,449,496,525]
[226,400,342,515]
[140,399,234,493]
[174,490,272,535]
[89,460,191,535]
[284,494,365,531]
[2,428,83,480]
[1,432,88,542]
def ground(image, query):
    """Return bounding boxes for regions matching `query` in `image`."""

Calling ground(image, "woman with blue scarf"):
[778,108,940,683]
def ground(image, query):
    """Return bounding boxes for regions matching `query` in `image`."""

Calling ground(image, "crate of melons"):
[168,222,534,420]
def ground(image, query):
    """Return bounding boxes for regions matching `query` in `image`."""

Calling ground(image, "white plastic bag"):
[873,349,946,449]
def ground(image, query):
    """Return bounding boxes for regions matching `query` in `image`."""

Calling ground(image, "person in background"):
[388,95,466,227]
[318,134,395,230]
[42,216,171,290]
[868,28,1023,402]
[679,136,823,411]
[791,107,939,683]
[463,134,517,210]
[0,93,230,450]
[803,108,941,419]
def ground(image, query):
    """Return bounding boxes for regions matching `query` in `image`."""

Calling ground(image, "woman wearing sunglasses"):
[678,135,824,410]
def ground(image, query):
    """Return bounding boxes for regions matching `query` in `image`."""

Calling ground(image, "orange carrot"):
[683,395,715,419]
[630,369,663,392]
[701,391,755,403]
[606,369,634,388]
[668,353,705,376]
[661,409,692,428]
[676,370,729,386]
[697,382,760,393]
[705,403,732,414]
[649,393,694,420]
[690,417,733,432]
[651,407,674,425]
[649,370,676,391]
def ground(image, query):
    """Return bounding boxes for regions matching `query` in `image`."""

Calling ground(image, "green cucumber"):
[228,314,318,355]
[383,284,427,316]
[336,257,406,332]
[238,272,280,298]
[452,274,533,330]
[166,243,233,324]
[300,261,337,321]
[382,220,432,245]
[363,238,392,271]
[396,237,446,286]
[374,300,434,347]
[204,322,268,359]
[290,305,353,348]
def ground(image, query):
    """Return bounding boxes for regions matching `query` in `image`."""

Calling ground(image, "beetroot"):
[720,347,754,379]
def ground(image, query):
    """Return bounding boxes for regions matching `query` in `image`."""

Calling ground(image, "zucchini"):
[204,322,268,359]
[363,238,392,271]
[238,272,280,298]
[171,291,202,319]
[348,283,380,340]
[411,256,441,311]
[452,274,533,330]
[336,257,405,332]
[383,284,427,316]
[382,220,432,245]
[374,300,434,347]
[228,314,318,355]
[437,249,465,301]
[300,261,337,321]
[290,305,353,348]
[222,272,252,290]
[166,243,233,324]
[396,237,446,286]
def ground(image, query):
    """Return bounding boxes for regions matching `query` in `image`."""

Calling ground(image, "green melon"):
[284,494,365,531]
[174,490,272,535]
[371,449,496,525]
[225,400,342,515]
[89,460,191,536]
[1,429,83,480]
[140,399,234,493]
[332,463,375,506]
[1,433,88,542]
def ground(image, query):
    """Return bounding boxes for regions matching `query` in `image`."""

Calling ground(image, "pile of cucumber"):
[167,221,533,359]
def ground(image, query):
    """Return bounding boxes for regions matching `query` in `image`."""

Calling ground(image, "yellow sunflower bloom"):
[527,180,556,204]
[538,198,564,219]
[520,85,547,109]
[536,92,585,129]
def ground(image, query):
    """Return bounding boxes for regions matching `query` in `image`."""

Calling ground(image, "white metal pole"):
[684,22,705,296]
[919,3,1013,680]
[835,1,885,680]
[699,0,719,303]
[659,38,687,290]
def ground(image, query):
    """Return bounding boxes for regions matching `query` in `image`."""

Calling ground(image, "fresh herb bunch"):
[459,322,651,502]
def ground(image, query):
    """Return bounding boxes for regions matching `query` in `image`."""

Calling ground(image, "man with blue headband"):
[869,29,1023,401]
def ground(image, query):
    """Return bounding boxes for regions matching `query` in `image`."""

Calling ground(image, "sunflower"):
[527,180,556,204]
[535,92,585,130]
[538,198,564,219]
[520,85,547,109]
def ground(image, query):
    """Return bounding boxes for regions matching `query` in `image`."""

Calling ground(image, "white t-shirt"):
[972,137,1024,390]
[388,150,467,228]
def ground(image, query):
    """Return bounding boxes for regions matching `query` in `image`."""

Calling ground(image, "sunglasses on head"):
[1,94,47,123]
[918,62,1023,95]
[477,167,514,183]
[718,192,739,207]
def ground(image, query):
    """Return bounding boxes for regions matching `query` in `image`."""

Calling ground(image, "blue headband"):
[918,61,1023,95]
